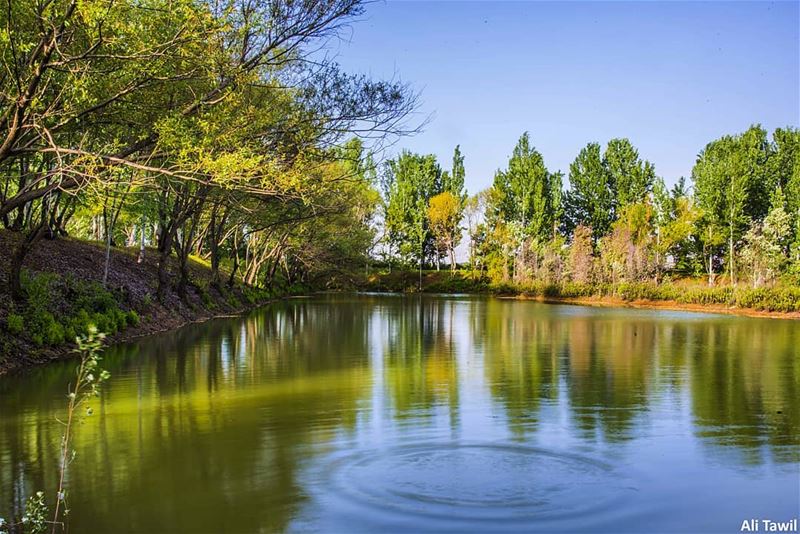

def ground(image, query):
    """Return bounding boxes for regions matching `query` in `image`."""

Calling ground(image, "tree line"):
[0,0,416,303]
[381,125,800,289]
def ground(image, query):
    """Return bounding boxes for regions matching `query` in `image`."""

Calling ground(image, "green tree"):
[383,152,443,267]
[446,145,467,202]
[693,125,771,285]
[770,128,800,265]
[604,138,655,208]
[598,202,654,283]
[564,142,615,242]
[464,190,489,278]
[652,177,700,278]
[492,133,556,240]
[741,189,792,287]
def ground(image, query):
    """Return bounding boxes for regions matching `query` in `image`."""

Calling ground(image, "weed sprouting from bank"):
[0,327,108,534]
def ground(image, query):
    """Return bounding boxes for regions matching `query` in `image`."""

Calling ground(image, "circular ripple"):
[326,443,630,522]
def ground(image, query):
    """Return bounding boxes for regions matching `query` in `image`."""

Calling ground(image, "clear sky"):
[331,0,800,193]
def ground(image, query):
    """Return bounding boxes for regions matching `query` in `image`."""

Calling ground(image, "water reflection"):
[0,295,797,532]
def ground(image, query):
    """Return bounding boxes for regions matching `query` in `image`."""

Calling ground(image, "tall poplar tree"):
[692,125,771,284]
[492,133,554,241]
[446,145,467,202]
[383,151,443,266]
[604,138,655,208]
[564,142,615,242]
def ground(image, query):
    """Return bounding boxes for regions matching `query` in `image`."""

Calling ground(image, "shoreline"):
[359,288,800,320]
[499,293,800,320]
[0,299,275,378]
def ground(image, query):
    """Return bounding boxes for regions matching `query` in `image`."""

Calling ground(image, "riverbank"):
[505,293,800,320]
[0,231,285,376]
[359,270,800,319]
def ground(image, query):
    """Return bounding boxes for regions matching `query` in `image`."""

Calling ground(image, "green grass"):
[360,270,800,312]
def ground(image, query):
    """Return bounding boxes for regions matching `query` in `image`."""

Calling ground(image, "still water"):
[1,294,798,533]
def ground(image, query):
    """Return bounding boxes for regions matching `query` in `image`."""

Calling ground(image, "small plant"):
[51,326,109,532]
[1,327,109,534]
[20,492,48,534]
[6,314,23,334]
[12,271,134,348]
[45,322,65,346]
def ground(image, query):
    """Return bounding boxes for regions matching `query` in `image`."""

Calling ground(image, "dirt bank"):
[0,231,276,376]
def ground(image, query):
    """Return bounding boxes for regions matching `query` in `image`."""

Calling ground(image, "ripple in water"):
[325,443,632,524]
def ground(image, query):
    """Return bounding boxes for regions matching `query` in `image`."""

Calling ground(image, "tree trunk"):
[137,218,146,264]
[419,242,423,291]
[729,223,736,287]
[102,225,112,287]
[707,252,714,286]
[156,229,174,303]
[9,224,47,302]
[227,233,239,288]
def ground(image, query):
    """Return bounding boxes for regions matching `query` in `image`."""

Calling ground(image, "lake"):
[1,294,798,532]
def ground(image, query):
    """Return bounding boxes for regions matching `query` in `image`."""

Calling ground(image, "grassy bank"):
[360,269,800,316]
[0,231,299,375]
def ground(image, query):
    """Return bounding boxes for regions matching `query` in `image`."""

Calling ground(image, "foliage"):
[383,151,443,266]
[11,272,130,348]
[0,0,418,306]
[740,192,792,287]
[605,138,655,208]
[427,191,462,271]
[597,203,655,283]
[436,127,800,309]
[491,133,558,241]
[5,313,23,335]
[567,225,595,284]
[693,125,773,284]
[564,142,615,240]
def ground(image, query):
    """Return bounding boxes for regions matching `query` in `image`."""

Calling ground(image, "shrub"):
[92,312,112,334]
[127,310,140,326]
[64,326,76,343]
[74,310,92,335]
[45,321,65,345]
[226,294,242,308]
[115,309,128,329]
[6,314,23,335]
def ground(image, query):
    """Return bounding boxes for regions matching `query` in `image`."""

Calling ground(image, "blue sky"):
[332,1,800,193]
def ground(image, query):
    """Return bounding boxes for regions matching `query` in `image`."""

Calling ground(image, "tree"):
[568,224,594,284]
[564,142,615,242]
[446,145,467,202]
[488,133,560,281]
[383,152,443,267]
[741,189,792,287]
[652,177,699,279]
[598,202,654,283]
[492,133,555,242]
[770,128,800,265]
[428,192,462,272]
[604,138,655,208]
[464,190,488,278]
[0,0,420,303]
[693,125,771,285]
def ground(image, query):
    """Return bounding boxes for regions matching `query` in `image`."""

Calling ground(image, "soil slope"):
[0,231,267,375]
